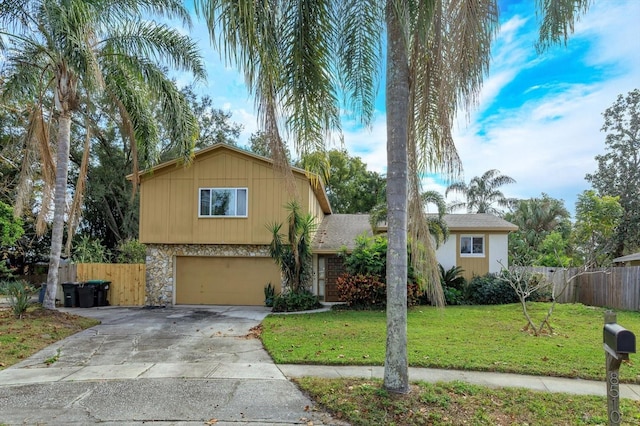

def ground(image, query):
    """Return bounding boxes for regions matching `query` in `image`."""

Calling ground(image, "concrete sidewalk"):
[279,364,640,400]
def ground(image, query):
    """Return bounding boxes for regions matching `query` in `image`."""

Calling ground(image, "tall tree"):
[446,169,516,215]
[573,190,623,267]
[0,0,205,309]
[300,149,385,214]
[195,0,591,393]
[158,85,243,162]
[505,193,571,265]
[585,89,640,257]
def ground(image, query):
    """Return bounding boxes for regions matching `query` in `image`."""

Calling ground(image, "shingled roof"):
[442,214,518,232]
[312,213,517,254]
[312,214,373,253]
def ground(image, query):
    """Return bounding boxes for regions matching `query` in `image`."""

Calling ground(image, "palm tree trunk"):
[44,77,74,309]
[383,0,409,394]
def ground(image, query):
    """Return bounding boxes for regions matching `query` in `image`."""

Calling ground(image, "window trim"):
[198,187,248,218]
[460,234,485,257]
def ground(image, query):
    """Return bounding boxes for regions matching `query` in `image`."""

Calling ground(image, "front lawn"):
[296,377,640,425]
[0,306,100,369]
[261,303,640,382]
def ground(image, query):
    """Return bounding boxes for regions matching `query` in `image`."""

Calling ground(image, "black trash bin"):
[77,283,95,308]
[86,280,111,306]
[62,282,80,307]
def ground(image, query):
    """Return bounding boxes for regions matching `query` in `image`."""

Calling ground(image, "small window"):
[460,235,484,256]
[199,188,248,217]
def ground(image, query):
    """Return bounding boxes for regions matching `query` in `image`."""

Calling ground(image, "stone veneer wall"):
[145,244,273,306]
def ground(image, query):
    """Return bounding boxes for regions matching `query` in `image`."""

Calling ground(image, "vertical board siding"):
[140,147,319,245]
[530,266,640,311]
[75,263,146,306]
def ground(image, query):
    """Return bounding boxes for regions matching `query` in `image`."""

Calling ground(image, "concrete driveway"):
[0,306,344,425]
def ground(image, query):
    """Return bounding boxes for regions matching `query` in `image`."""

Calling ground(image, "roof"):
[127,143,332,214]
[374,213,518,233]
[312,214,373,253]
[442,214,518,232]
[312,213,517,253]
[613,252,640,263]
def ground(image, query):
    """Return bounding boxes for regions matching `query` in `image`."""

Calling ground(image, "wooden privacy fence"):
[59,263,146,306]
[529,266,640,311]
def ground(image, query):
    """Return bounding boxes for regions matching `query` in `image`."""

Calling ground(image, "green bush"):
[271,289,321,312]
[341,234,387,277]
[264,283,276,307]
[465,273,518,305]
[1,280,36,318]
[439,265,466,305]
[464,272,551,305]
[116,239,146,263]
[72,236,109,263]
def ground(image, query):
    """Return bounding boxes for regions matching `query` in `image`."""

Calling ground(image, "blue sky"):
[175,0,640,217]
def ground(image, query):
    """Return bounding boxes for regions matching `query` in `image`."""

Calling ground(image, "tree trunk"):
[44,71,74,310]
[383,0,410,394]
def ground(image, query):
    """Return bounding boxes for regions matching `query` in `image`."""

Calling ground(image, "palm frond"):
[99,21,206,81]
[335,0,384,125]
[536,0,591,52]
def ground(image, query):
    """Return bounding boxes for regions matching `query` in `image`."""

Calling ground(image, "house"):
[136,143,331,306]
[136,144,517,306]
[612,252,640,266]
[433,214,518,281]
[310,213,518,301]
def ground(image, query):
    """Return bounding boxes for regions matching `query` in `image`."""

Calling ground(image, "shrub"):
[465,273,518,305]
[264,283,276,307]
[1,280,36,318]
[337,273,420,309]
[116,239,146,263]
[271,289,321,312]
[439,265,467,305]
[72,236,109,263]
[341,234,387,277]
[336,273,386,308]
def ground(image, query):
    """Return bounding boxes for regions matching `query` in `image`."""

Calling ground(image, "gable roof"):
[442,214,518,232]
[312,214,372,253]
[373,213,518,233]
[312,213,517,254]
[127,143,332,214]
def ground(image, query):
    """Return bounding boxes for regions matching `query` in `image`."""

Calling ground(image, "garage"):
[175,256,282,305]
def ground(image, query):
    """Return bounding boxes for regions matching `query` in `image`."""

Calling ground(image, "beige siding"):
[139,148,318,244]
[175,256,281,305]
[456,233,490,281]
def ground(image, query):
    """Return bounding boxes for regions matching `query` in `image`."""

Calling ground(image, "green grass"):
[262,303,640,382]
[297,377,640,425]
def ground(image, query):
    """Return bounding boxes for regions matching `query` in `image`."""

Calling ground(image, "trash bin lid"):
[86,280,108,284]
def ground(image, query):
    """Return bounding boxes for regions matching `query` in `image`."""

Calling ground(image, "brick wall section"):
[325,254,345,302]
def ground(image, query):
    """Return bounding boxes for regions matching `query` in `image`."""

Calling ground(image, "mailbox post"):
[603,311,636,426]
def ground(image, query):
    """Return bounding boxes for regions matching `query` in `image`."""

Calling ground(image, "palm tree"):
[446,169,516,215]
[267,201,316,293]
[506,194,570,248]
[422,191,449,249]
[0,0,205,309]
[194,0,592,393]
[368,190,449,249]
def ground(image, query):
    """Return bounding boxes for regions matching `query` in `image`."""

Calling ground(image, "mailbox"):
[603,323,636,355]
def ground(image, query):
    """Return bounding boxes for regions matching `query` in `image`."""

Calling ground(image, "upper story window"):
[460,235,484,256]
[199,188,248,217]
